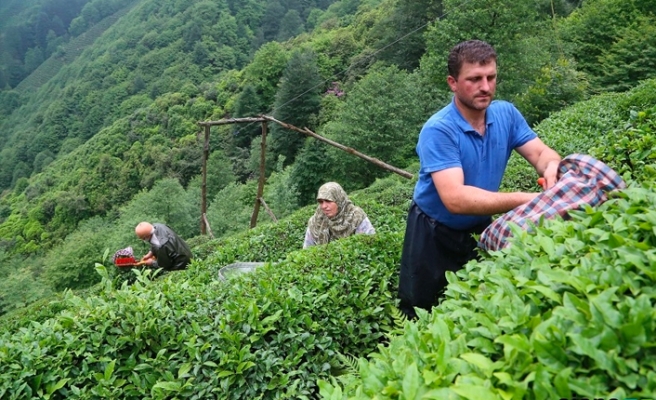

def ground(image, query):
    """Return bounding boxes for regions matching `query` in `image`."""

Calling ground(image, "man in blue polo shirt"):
[398,40,561,319]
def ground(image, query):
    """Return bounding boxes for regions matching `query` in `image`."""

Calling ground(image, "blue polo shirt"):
[413,98,536,230]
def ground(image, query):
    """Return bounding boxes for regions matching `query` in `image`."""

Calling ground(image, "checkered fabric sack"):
[479,154,626,251]
[112,246,134,263]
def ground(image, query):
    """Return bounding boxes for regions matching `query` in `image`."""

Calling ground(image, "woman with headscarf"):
[303,182,376,248]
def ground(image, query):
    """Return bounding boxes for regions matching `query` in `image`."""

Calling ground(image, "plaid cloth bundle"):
[112,246,135,263]
[479,154,626,251]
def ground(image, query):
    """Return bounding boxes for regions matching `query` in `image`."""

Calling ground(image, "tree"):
[42,216,111,292]
[270,49,323,166]
[206,181,257,238]
[11,162,30,188]
[513,58,589,125]
[595,16,656,92]
[0,90,21,115]
[232,85,264,148]
[262,1,286,41]
[559,0,646,83]
[289,139,331,205]
[205,149,237,200]
[323,66,443,189]
[118,178,199,240]
[33,150,56,173]
[278,10,305,41]
[68,16,87,37]
[242,42,290,106]
[24,47,45,73]
[421,0,554,100]
[80,2,101,26]
[368,0,443,71]
[263,161,300,218]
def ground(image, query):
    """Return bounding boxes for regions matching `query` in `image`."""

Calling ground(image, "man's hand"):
[516,138,561,188]
[542,160,559,189]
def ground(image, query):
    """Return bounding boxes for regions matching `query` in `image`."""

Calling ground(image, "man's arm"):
[431,168,538,216]
[515,137,561,188]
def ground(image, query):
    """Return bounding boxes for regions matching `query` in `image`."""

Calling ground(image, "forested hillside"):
[0,0,654,332]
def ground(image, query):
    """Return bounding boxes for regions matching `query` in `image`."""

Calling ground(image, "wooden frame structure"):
[197,115,413,233]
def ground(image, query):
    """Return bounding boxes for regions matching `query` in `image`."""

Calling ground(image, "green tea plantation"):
[1,81,656,399]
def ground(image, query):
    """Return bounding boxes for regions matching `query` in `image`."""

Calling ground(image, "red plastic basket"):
[114,256,137,267]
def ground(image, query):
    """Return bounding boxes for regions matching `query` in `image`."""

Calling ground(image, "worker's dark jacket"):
[151,223,192,271]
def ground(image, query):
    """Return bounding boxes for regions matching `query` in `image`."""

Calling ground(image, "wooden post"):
[258,197,278,222]
[250,121,268,228]
[200,124,210,234]
[202,213,215,239]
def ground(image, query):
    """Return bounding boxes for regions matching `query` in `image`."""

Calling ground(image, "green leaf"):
[217,370,234,378]
[178,363,192,379]
[104,360,116,381]
[451,384,501,400]
[494,334,531,354]
[401,362,420,399]
[553,367,572,397]
[46,378,69,395]
[528,285,561,304]
[151,381,181,393]
[459,353,495,378]
[532,332,567,371]
[589,288,623,328]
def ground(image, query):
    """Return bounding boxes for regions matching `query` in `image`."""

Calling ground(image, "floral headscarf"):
[307,182,367,245]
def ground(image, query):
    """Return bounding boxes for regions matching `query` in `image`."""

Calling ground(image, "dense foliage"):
[321,185,656,399]
[0,179,409,399]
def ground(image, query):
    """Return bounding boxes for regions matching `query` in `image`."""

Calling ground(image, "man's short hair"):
[447,40,497,79]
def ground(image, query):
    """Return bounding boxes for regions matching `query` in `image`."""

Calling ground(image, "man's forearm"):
[443,185,538,216]
[535,147,561,176]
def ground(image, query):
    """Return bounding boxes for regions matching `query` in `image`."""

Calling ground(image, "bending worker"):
[135,221,193,271]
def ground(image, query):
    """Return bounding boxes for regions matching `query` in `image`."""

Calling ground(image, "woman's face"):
[318,199,338,218]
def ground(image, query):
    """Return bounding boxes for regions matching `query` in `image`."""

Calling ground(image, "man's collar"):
[449,96,494,134]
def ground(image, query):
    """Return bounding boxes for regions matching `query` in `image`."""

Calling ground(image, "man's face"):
[447,60,497,112]
[318,199,338,219]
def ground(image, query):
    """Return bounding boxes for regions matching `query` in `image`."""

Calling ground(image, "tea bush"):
[0,175,410,399]
[320,184,656,399]
[0,231,403,399]
[502,78,656,192]
[589,105,656,183]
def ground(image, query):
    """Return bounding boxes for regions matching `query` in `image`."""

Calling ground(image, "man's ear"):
[447,75,457,92]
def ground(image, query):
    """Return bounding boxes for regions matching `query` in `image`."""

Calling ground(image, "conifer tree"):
[290,139,330,206]
[233,84,264,148]
[270,49,322,166]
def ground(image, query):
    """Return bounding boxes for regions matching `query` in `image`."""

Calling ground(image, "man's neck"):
[455,99,487,135]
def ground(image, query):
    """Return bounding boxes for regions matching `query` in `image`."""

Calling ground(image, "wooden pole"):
[258,197,278,222]
[198,115,413,180]
[200,125,210,234]
[198,117,266,126]
[260,115,413,179]
[202,213,215,239]
[250,121,268,228]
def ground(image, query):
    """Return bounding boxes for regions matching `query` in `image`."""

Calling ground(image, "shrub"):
[320,185,656,399]
[0,232,402,399]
